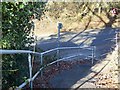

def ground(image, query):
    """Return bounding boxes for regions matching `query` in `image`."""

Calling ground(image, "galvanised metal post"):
[28,53,33,89]
[116,31,118,52]
[78,46,80,60]
[116,31,119,65]
[57,22,63,64]
[40,53,43,76]
[92,46,94,64]
[94,46,96,60]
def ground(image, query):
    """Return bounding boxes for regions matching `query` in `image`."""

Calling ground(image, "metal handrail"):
[0,50,40,55]
[0,46,93,55]
[58,46,92,50]
[0,46,95,89]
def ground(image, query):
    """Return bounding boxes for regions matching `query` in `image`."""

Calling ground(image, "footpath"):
[74,47,119,89]
[49,47,119,89]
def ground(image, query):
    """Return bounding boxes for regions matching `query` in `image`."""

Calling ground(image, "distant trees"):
[1,2,46,89]
[46,2,120,28]
[87,2,120,27]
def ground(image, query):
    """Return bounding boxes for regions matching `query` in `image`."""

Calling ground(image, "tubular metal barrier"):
[0,45,97,89]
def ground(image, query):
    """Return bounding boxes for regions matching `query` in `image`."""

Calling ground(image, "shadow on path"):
[49,62,94,88]
[90,27,119,59]
[67,16,92,42]
[49,27,120,88]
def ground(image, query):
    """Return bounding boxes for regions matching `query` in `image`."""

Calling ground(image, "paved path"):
[49,53,114,88]
[49,63,92,88]
[37,28,120,60]
[36,27,120,88]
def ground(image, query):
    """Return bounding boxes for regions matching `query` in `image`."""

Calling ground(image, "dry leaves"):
[31,59,90,88]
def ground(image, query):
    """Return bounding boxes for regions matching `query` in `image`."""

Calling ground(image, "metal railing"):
[1,30,119,89]
[0,46,95,89]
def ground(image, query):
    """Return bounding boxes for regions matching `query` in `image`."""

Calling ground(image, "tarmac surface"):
[36,27,120,88]
[49,63,92,88]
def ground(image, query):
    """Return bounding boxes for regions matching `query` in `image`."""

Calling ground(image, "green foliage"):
[1,2,46,89]
[2,54,29,89]
[1,2,46,49]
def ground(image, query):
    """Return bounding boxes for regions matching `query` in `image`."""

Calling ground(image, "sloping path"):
[49,48,118,88]
[50,63,92,88]
[37,28,119,60]
[36,27,119,88]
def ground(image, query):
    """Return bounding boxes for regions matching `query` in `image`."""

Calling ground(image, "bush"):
[1,2,46,89]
